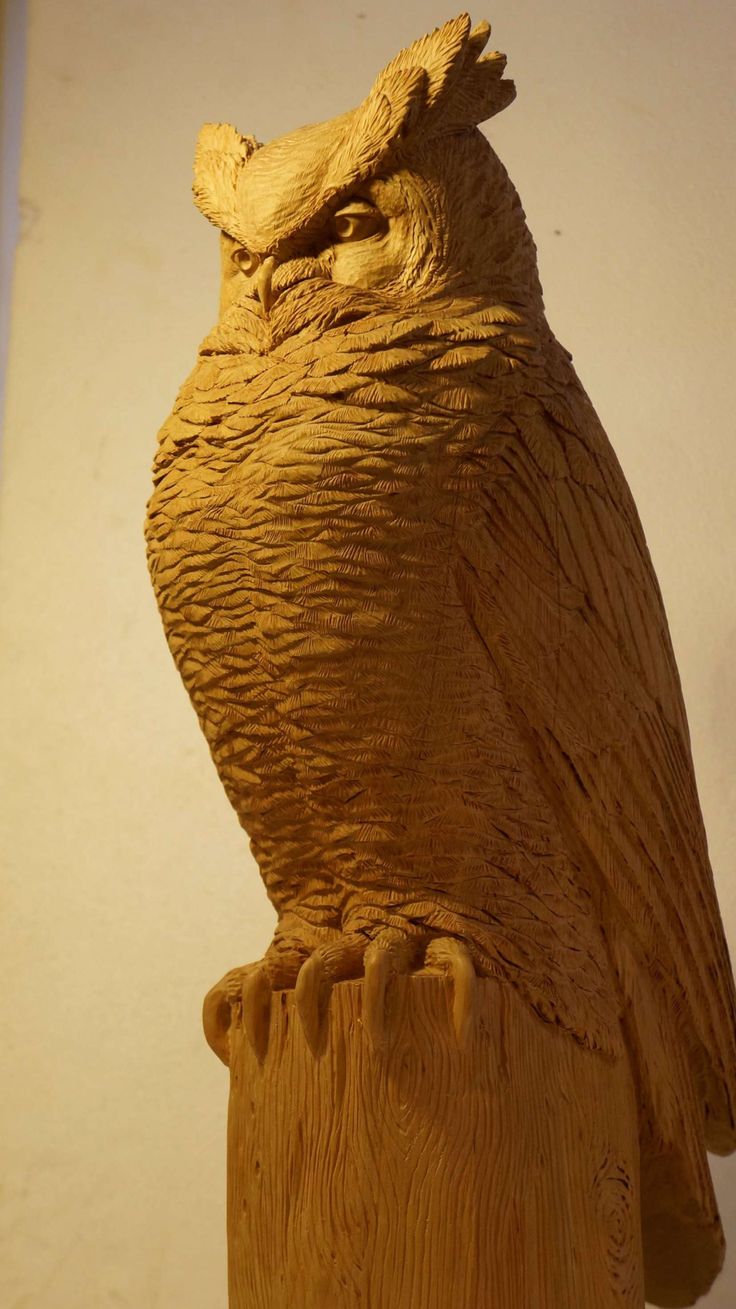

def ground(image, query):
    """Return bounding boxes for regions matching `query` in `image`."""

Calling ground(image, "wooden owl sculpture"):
[146,14,735,1299]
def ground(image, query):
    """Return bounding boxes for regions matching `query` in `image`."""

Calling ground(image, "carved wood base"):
[226,976,644,1308]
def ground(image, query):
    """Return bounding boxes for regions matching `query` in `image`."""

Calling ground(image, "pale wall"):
[1,1,735,1305]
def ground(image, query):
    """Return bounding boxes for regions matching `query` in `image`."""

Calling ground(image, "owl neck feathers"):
[154,287,552,482]
[195,284,544,409]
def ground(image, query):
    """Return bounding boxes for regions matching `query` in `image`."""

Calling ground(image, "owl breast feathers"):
[145,13,736,1300]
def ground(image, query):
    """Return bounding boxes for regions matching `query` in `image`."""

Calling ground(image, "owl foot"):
[295,931,477,1056]
[296,926,421,1057]
[203,932,478,1066]
[203,950,307,1066]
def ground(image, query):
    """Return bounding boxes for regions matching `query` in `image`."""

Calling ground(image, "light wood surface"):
[227,976,645,1309]
[145,12,736,1304]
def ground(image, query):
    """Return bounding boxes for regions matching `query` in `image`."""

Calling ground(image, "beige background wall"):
[1,1,734,1305]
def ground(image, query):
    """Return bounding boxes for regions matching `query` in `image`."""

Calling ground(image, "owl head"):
[193,14,542,326]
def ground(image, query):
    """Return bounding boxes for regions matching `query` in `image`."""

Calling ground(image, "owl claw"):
[363,944,393,1051]
[363,930,417,1052]
[295,937,368,1057]
[424,938,477,1049]
[295,953,332,1058]
[203,965,253,1067]
[202,981,234,1066]
[241,964,272,1063]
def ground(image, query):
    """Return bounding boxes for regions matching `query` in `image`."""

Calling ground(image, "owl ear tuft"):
[371,13,472,112]
[193,123,260,240]
[434,28,516,133]
[368,14,515,139]
[324,66,427,198]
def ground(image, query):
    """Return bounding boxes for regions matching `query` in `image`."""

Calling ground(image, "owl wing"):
[454,362,736,1149]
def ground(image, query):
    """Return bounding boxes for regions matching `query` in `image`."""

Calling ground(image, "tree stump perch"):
[226,977,645,1308]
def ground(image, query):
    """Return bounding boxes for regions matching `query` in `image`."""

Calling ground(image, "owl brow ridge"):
[191,16,514,248]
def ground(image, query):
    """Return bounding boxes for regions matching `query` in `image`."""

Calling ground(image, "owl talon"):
[363,945,393,1051]
[363,929,417,1051]
[295,953,332,1058]
[242,964,272,1063]
[295,937,368,1057]
[202,965,251,1067]
[425,938,476,1049]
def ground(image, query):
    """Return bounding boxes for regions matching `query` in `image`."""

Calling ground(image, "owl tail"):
[614,931,727,1306]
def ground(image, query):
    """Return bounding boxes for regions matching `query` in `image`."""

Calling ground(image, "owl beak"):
[256,256,278,314]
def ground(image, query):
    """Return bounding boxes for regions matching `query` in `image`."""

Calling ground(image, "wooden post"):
[226,977,645,1309]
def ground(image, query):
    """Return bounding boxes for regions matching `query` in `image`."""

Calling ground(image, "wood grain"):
[227,976,644,1309]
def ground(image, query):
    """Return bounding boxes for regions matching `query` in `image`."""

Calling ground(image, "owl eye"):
[332,203,385,244]
[233,248,260,276]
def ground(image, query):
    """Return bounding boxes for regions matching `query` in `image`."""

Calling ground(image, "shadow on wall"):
[0,0,28,444]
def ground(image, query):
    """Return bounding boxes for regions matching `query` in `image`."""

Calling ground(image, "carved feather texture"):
[371,13,472,109]
[369,14,515,139]
[322,67,428,205]
[193,123,260,241]
[148,280,736,1098]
